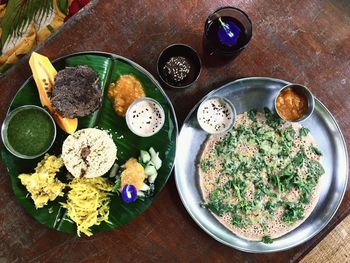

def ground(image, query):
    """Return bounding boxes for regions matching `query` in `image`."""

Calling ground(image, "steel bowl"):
[196,96,237,134]
[1,105,56,159]
[274,83,315,122]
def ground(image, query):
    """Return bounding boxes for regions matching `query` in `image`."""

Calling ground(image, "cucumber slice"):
[148,173,158,184]
[140,183,150,191]
[145,164,157,177]
[149,147,162,170]
[140,150,151,164]
[137,191,145,197]
[108,163,119,178]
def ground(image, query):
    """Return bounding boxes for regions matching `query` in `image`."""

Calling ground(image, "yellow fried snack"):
[19,154,65,209]
[120,158,146,190]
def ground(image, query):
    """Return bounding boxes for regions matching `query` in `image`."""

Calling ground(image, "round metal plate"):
[175,77,348,253]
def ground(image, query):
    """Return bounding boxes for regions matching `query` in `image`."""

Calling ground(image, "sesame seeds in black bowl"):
[157,44,201,89]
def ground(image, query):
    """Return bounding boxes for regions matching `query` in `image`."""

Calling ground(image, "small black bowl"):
[157,44,201,89]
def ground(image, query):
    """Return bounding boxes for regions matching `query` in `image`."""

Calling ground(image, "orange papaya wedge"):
[29,52,78,134]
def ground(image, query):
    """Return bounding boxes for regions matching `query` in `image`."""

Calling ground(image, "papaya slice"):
[29,52,78,134]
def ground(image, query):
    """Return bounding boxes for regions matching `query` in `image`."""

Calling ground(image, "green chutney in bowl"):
[1,105,56,159]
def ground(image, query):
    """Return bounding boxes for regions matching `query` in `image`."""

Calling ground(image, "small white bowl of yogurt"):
[197,96,236,134]
[126,97,165,137]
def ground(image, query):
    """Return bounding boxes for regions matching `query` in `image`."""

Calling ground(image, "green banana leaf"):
[0,52,178,235]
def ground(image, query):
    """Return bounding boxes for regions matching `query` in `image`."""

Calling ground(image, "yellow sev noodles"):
[60,177,113,237]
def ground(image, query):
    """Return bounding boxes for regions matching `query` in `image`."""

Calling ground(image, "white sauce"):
[126,99,165,137]
[197,97,234,134]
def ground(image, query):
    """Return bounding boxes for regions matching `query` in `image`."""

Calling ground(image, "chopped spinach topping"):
[200,109,325,234]
[254,180,271,201]
[252,156,267,171]
[200,159,214,172]
[299,127,310,137]
[265,200,279,214]
[206,189,228,216]
[281,127,296,142]
[292,150,305,167]
[231,213,250,228]
[261,235,274,244]
[307,159,325,177]
[282,202,304,224]
[238,200,257,213]
[310,146,322,156]
[232,180,247,200]
[264,107,280,128]
[247,109,257,122]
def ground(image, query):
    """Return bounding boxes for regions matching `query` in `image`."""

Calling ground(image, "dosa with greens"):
[199,109,324,242]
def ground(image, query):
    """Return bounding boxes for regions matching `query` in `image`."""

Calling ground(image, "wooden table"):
[0,0,349,262]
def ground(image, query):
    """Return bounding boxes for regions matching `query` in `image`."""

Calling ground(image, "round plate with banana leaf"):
[0,51,177,236]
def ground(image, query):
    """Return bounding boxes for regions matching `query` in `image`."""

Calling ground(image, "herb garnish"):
[310,146,322,156]
[282,202,304,224]
[261,236,274,244]
[247,109,257,122]
[200,159,214,172]
[264,107,280,128]
[299,127,310,137]
[292,150,305,167]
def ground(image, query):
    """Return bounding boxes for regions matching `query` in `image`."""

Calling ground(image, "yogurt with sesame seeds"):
[197,97,236,134]
[126,98,165,137]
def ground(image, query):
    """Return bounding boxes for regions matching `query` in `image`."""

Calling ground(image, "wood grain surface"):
[0,0,349,262]
[301,214,350,263]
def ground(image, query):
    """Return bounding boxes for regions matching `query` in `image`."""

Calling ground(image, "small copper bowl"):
[274,84,315,122]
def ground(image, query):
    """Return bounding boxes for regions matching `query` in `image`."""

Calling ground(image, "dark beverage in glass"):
[204,7,252,57]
